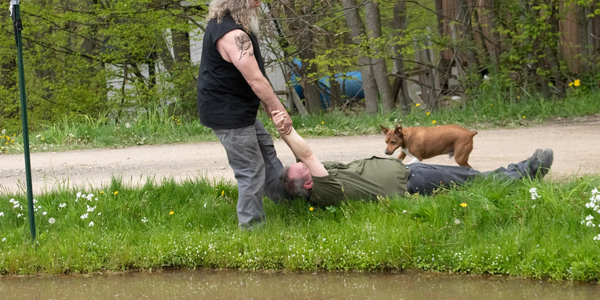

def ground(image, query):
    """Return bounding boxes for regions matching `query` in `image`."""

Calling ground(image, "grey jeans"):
[406,159,532,195]
[213,119,287,228]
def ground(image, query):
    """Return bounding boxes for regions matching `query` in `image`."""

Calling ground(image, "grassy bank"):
[2,90,600,154]
[1,175,599,281]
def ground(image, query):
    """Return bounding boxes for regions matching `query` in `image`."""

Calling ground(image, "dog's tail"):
[470,130,478,136]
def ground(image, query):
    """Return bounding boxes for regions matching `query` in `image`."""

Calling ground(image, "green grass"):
[2,89,600,154]
[1,176,599,281]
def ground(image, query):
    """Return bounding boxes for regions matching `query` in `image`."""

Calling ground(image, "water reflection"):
[0,269,598,300]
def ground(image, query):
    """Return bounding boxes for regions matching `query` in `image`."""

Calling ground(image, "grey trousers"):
[213,119,287,228]
[406,160,530,195]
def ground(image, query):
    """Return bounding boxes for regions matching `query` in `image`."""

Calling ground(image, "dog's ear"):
[379,125,389,134]
[394,124,403,136]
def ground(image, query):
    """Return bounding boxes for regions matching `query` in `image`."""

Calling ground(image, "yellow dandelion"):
[221,190,225,196]
[169,211,174,215]
[321,121,325,124]
[416,103,421,107]
[490,104,493,106]
[10,140,14,142]
[100,191,104,194]
[426,112,430,116]
[569,82,574,87]
[113,191,118,195]
[41,137,44,140]
[309,207,314,211]
[523,116,526,119]
[177,123,181,126]
[432,120,436,124]
[12,134,16,137]
[460,203,467,208]
[574,79,581,87]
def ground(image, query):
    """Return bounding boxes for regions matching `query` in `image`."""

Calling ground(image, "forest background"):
[1,0,600,132]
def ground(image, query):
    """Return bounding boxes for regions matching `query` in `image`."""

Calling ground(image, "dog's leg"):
[406,157,421,165]
[397,152,406,160]
[454,140,474,168]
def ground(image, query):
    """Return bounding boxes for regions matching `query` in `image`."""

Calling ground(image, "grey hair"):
[207,0,258,33]
[280,166,311,200]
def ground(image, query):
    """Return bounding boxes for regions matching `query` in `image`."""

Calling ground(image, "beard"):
[249,13,260,37]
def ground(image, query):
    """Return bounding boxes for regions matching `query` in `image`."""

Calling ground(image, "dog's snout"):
[384,150,390,155]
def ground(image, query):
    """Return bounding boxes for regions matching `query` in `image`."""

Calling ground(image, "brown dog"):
[380,124,477,168]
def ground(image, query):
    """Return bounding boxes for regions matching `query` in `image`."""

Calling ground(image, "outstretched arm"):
[272,111,328,177]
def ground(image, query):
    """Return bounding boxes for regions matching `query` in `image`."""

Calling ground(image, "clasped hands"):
[271,110,292,135]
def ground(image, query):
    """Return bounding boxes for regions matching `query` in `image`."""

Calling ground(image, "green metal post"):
[11,0,36,240]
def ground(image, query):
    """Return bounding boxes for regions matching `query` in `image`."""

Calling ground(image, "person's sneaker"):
[534,148,553,178]
[516,149,543,179]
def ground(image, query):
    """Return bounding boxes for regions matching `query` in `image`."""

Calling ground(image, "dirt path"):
[1,122,600,194]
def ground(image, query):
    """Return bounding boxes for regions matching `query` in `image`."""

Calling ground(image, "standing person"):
[197,0,293,230]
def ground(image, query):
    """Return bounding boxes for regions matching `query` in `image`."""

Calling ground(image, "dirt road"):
[1,122,599,194]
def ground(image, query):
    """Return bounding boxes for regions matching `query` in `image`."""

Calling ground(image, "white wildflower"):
[59,203,66,208]
[89,221,94,227]
[454,219,460,225]
[141,217,148,223]
[17,213,22,218]
[43,211,47,215]
[529,187,540,200]
[80,213,88,220]
[97,212,101,216]
[0,212,3,216]
[87,205,96,212]
[125,122,131,128]
[33,199,38,203]
[1,238,5,242]
[49,218,55,224]
[76,191,82,198]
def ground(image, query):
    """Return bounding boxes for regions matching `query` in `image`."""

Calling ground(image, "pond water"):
[0,269,598,300]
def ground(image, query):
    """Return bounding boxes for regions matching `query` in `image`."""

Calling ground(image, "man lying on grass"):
[271,110,554,207]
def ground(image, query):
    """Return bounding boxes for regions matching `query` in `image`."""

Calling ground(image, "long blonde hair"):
[207,0,258,33]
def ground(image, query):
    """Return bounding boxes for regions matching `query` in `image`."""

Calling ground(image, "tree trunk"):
[545,0,564,96]
[341,0,378,114]
[435,0,451,95]
[365,1,394,113]
[391,1,411,114]
[0,8,17,120]
[486,0,503,67]
[455,0,478,76]
[80,0,109,112]
[577,2,591,76]
[283,0,321,113]
[171,1,192,65]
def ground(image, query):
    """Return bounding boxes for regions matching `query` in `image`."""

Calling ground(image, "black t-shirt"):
[196,14,266,129]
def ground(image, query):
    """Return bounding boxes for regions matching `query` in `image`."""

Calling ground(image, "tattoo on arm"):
[234,33,254,60]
